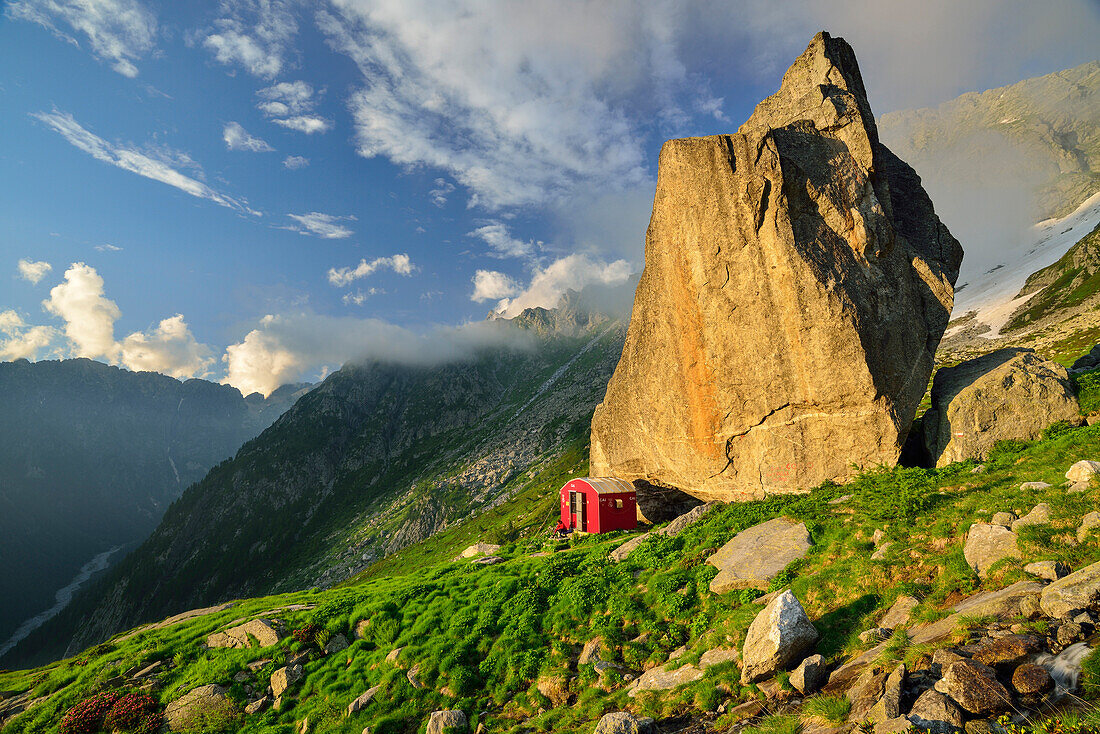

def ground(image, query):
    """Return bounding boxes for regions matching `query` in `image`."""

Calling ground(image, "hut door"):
[569,491,587,532]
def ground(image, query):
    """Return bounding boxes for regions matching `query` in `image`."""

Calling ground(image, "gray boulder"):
[791,654,827,695]
[346,685,381,715]
[1040,560,1100,618]
[934,660,1011,715]
[594,711,656,734]
[1012,503,1051,531]
[869,664,905,723]
[627,664,703,697]
[426,710,468,734]
[923,349,1079,467]
[741,590,818,683]
[324,634,348,655]
[880,596,919,629]
[1067,460,1100,483]
[907,689,964,733]
[271,664,303,698]
[708,517,812,592]
[1079,511,1100,542]
[1025,560,1068,581]
[963,523,1020,577]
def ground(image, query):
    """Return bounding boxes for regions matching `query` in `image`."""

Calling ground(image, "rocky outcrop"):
[590,31,962,501]
[627,664,704,697]
[741,590,818,683]
[934,660,1011,715]
[206,618,283,649]
[707,517,812,592]
[923,349,1079,467]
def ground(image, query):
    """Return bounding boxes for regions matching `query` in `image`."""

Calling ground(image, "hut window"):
[614,499,624,509]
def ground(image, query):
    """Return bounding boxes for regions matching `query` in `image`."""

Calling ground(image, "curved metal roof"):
[573,477,635,495]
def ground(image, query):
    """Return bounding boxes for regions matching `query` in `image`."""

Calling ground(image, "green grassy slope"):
[1005,220,1100,332]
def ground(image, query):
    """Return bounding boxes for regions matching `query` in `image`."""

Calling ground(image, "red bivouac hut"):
[559,477,637,534]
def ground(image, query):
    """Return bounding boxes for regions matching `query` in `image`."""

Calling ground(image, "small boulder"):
[164,685,239,732]
[934,659,1011,715]
[1012,504,1052,531]
[741,590,818,684]
[324,634,348,655]
[460,543,500,559]
[963,523,1020,577]
[407,664,424,689]
[969,634,1041,668]
[1020,482,1052,491]
[991,512,1017,528]
[426,710,468,734]
[660,502,720,538]
[610,533,650,563]
[578,638,603,665]
[536,675,570,707]
[707,518,812,593]
[1067,460,1100,483]
[869,664,905,723]
[594,711,655,734]
[907,689,964,734]
[847,666,888,722]
[627,664,703,697]
[385,647,404,664]
[206,618,283,649]
[790,654,827,695]
[1079,512,1100,542]
[346,685,381,716]
[1041,560,1100,618]
[880,596,919,629]
[271,664,303,698]
[1012,663,1053,696]
[699,647,739,669]
[1026,560,1069,581]
[244,696,270,715]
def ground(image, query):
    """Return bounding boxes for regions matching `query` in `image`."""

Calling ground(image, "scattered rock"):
[970,634,1041,668]
[1019,482,1052,491]
[991,512,1017,527]
[610,533,650,563]
[847,666,888,722]
[324,634,348,655]
[1079,512,1100,542]
[1067,460,1100,483]
[385,647,404,664]
[1041,560,1100,618]
[869,664,905,723]
[699,647,739,669]
[579,638,603,665]
[963,523,1020,577]
[741,590,818,684]
[244,696,270,715]
[1012,504,1052,531]
[707,517,812,592]
[1026,561,1069,581]
[907,689,964,734]
[472,556,504,566]
[627,664,703,697]
[206,618,283,649]
[354,620,369,639]
[923,349,1080,467]
[407,664,424,689]
[536,675,570,707]
[860,628,891,644]
[426,709,468,734]
[1012,663,1053,696]
[871,543,892,561]
[791,654,827,695]
[661,502,720,537]
[456,543,500,560]
[588,32,963,500]
[347,685,381,715]
[164,685,239,732]
[593,711,656,734]
[934,659,1011,715]
[880,596,919,629]
[271,664,303,698]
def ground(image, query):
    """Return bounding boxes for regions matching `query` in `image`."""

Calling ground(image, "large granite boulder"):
[923,349,1079,467]
[934,660,1011,715]
[1041,560,1100,618]
[963,523,1020,578]
[589,31,962,501]
[707,517,812,592]
[741,590,818,683]
[426,710,467,734]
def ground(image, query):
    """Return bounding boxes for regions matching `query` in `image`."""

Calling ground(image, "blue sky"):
[2,0,1098,395]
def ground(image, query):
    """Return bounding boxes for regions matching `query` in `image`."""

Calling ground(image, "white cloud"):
[17,259,52,284]
[118,314,216,378]
[95,243,123,252]
[272,116,331,134]
[223,121,274,152]
[283,155,309,169]
[6,0,157,77]
[222,311,534,396]
[203,0,298,79]
[286,212,356,239]
[342,287,382,305]
[328,254,414,286]
[429,178,455,208]
[0,310,57,360]
[256,80,331,134]
[494,254,632,317]
[33,110,258,215]
[467,221,539,259]
[42,262,121,360]
[470,270,520,303]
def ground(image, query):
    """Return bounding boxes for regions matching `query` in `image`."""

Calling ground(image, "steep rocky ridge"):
[0,358,305,652]
[590,32,962,500]
[1003,220,1100,332]
[6,291,630,667]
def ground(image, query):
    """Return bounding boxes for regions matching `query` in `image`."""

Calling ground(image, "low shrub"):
[59,692,122,734]
[103,692,161,734]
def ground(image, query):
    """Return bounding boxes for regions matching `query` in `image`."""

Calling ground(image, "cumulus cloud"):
[42,262,121,360]
[118,314,216,378]
[33,110,258,215]
[18,259,52,284]
[283,155,309,169]
[223,121,274,152]
[6,0,157,77]
[470,270,520,303]
[256,80,331,134]
[467,221,540,260]
[203,0,298,79]
[494,254,632,317]
[222,311,535,396]
[286,212,356,239]
[0,310,57,360]
[327,254,414,286]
